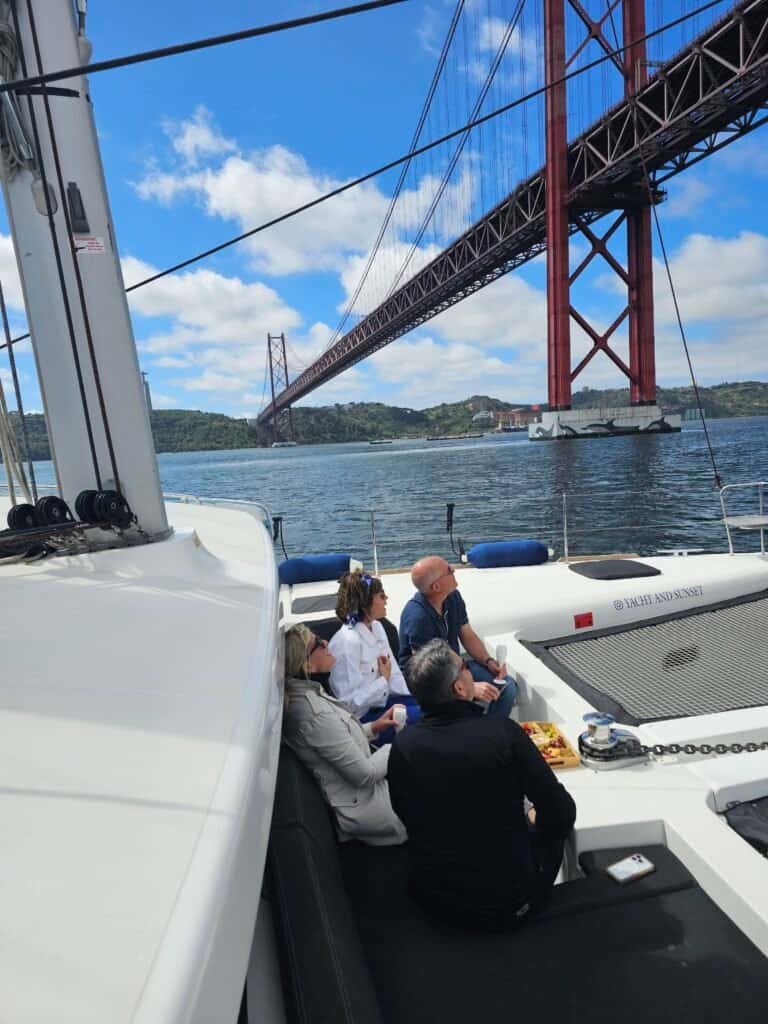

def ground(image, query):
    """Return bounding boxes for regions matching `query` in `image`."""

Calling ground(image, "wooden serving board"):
[521,721,581,770]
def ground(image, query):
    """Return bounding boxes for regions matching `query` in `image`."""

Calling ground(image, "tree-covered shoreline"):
[8,380,768,459]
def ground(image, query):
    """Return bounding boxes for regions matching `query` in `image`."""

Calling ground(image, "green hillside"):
[5,381,768,459]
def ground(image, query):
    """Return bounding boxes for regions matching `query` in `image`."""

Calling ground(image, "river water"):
[27,416,768,569]
[154,416,768,569]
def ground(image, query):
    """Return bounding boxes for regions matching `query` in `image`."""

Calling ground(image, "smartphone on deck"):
[605,852,656,884]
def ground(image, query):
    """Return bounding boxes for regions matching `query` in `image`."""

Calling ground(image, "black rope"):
[605,1,723,489]
[0,280,37,501]
[24,0,121,493]
[9,0,103,487]
[0,0,731,350]
[0,1,409,96]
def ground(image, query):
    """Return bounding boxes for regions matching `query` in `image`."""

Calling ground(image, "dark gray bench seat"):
[267,746,768,1024]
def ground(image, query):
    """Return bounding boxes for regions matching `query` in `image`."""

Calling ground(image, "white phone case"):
[605,853,656,884]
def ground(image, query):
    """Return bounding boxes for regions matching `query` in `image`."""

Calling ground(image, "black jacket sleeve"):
[506,722,577,839]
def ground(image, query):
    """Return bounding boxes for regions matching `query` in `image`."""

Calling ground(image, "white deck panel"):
[0,502,280,1022]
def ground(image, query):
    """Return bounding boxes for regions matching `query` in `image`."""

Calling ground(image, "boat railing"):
[163,492,273,529]
[719,481,768,555]
[273,485,732,571]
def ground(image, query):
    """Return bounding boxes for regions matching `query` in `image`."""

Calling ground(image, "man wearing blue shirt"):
[398,555,517,717]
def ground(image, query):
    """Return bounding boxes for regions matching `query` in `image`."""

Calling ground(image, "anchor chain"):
[640,741,768,758]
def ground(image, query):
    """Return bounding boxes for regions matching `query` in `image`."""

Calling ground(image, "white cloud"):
[149,392,178,408]
[431,272,546,351]
[654,231,768,326]
[467,18,540,86]
[0,233,25,312]
[664,176,713,219]
[136,144,393,277]
[162,106,236,167]
[416,4,444,56]
[123,256,302,352]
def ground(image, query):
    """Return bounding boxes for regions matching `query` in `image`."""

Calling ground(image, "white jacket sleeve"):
[387,642,411,696]
[300,708,390,786]
[329,628,389,719]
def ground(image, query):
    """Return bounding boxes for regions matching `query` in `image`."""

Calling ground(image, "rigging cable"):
[6,0,103,487]
[0,0,734,354]
[0,1,409,96]
[22,0,122,492]
[604,0,722,488]
[326,0,468,353]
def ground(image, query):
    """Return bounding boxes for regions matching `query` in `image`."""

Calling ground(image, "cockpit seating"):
[266,745,768,1024]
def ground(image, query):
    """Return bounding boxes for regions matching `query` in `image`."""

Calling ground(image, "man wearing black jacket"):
[388,639,576,930]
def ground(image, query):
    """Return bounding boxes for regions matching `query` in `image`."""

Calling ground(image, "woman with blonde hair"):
[329,570,421,737]
[282,623,406,846]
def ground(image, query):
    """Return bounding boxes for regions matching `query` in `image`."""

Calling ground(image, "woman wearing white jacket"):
[282,623,406,846]
[329,571,421,735]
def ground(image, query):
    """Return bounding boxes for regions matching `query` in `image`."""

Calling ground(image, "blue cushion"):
[278,553,351,585]
[467,540,548,569]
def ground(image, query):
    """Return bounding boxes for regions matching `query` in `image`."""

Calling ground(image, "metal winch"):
[579,712,649,771]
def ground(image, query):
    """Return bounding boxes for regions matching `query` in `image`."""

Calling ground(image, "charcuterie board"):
[521,722,580,769]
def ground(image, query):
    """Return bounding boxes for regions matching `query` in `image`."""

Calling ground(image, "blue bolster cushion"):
[467,539,548,569]
[279,553,351,586]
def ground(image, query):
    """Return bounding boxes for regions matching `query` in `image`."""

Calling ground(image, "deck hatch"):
[523,591,768,724]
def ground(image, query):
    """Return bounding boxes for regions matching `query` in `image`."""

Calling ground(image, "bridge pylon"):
[266,333,295,444]
[541,0,666,438]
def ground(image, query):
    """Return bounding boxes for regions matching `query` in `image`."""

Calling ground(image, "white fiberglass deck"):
[286,549,768,957]
[0,501,279,1023]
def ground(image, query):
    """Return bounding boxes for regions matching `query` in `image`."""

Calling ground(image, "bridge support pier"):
[266,333,295,444]
[542,0,660,427]
[624,0,656,406]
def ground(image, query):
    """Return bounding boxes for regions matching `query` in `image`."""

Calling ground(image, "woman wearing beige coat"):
[282,623,407,846]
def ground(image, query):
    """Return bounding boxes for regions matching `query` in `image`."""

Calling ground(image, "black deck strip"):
[340,843,768,1024]
[569,559,662,580]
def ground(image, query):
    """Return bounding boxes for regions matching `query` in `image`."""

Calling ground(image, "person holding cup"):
[329,570,421,740]
[282,623,406,846]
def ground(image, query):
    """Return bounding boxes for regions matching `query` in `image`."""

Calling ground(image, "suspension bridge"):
[256,0,768,440]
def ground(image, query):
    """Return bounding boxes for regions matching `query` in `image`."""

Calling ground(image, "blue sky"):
[2,0,767,418]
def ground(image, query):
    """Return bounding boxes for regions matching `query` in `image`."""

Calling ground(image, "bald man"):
[398,555,518,718]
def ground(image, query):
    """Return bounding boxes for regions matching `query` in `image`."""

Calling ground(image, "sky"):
[1,0,768,419]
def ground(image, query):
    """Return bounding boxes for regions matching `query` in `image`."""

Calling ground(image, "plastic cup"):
[392,704,407,730]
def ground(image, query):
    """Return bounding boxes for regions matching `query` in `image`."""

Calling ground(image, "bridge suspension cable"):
[0,0,730,355]
[384,0,528,302]
[325,0,468,354]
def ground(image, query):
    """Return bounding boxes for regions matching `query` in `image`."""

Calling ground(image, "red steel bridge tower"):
[266,333,295,444]
[545,0,657,413]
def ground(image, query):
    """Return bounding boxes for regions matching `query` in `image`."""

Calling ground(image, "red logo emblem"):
[574,612,594,629]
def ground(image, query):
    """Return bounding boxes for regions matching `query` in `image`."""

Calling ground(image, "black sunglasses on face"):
[308,636,328,656]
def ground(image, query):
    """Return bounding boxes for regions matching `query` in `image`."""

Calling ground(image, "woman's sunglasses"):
[308,635,328,656]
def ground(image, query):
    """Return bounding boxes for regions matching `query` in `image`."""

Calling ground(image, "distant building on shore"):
[496,408,540,429]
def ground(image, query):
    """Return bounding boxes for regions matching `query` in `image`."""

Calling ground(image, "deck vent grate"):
[524,591,768,724]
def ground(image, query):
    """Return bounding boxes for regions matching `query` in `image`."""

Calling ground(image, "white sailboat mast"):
[0,0,168,537]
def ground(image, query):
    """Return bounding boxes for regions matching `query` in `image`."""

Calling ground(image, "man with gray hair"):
[387,640,576,930]
[397,555,517,718]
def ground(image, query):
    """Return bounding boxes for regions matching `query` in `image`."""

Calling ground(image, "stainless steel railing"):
[719,481,768,555]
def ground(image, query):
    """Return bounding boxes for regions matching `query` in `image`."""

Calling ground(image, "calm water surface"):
[30,417,768,569]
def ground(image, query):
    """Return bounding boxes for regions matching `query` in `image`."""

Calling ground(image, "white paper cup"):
[392,704,407,730]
